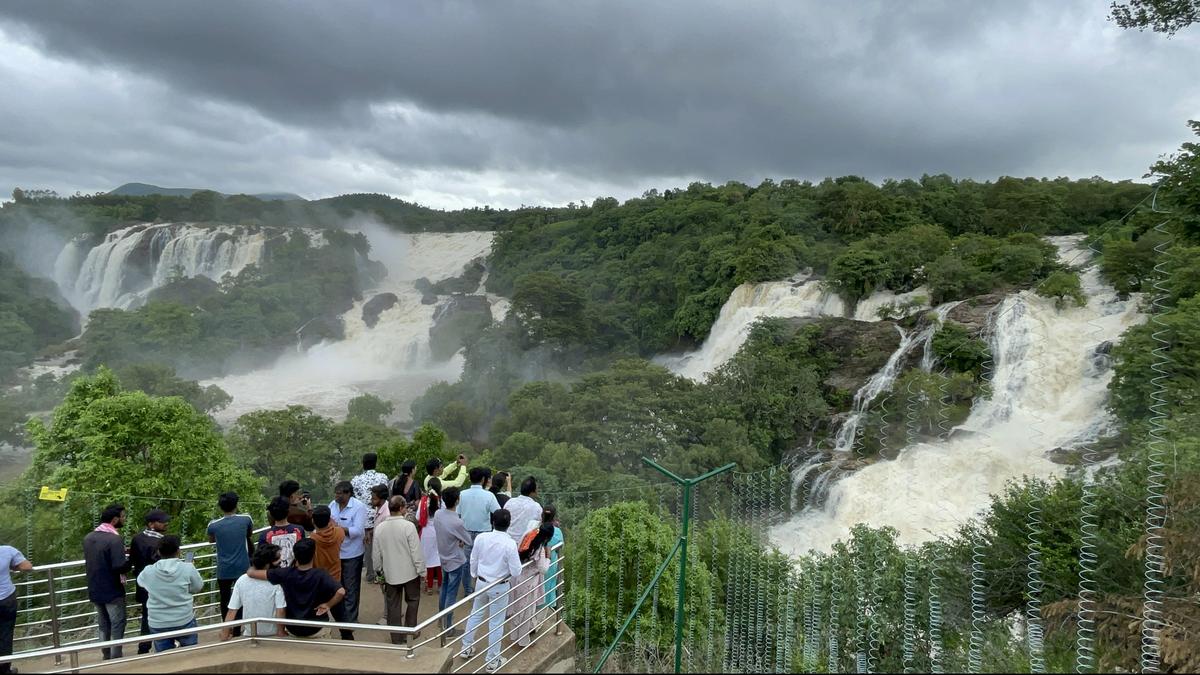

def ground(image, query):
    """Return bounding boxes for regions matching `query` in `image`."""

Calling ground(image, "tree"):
[116,363,231,415]
[510,271,592,346]
[1110,0,1199,34]
[22,369,260,556]
[1036,269,1087,309]
[227,405,343,499]
[346,393,394,426]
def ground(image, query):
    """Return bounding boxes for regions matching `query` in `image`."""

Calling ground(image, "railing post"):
[46,568,63,664]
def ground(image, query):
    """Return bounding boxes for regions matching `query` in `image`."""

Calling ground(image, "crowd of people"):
[0,452,563,673]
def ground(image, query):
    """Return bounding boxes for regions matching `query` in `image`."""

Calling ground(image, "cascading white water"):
[656,274,846,381]
[852,286,932,322]
[772,235,1143,553]
[919,302,964,372]
[54,223,279,314]
[205,230,497,424]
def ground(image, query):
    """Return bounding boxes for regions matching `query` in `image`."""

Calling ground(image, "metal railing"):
[10,530,269,657]
[3,539,566,674]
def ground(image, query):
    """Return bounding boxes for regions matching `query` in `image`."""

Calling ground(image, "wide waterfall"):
[657,274,845,380]
[54,223,279,314]
[772,235,1143,553]
[205,230,497,424]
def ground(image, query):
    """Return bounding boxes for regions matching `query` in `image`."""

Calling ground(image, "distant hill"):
[109,182,304,201]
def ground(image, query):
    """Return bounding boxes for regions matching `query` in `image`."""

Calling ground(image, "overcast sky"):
[0,1,1197,209]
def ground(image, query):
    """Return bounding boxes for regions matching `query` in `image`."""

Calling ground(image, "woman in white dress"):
[511,523,555,647]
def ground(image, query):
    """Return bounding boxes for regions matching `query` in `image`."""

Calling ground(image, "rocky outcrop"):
[413,277,438,305]
[779,316,902,396]
[947,293,1006,337]
[432,257,487,294]
[361,292,399,328]
[429,294,492,360]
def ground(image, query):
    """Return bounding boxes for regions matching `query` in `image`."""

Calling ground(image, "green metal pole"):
[674,481,693,674]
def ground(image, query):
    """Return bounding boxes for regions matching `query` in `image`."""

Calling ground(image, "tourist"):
[458,466,499,595]
[309,505,345,583]
[372,495,425,645]
[433,486,472,634]
[390,459,420,504]
[502,477,543,545]
[352,453,390,582]
[424,455,469,492]
[136,535,203,652]
[248,539,345,638]
[540,506,564,609]
[279,480,314,532]
[207,492,254,639]
[511,523,554,648]
[259,496,306,568]
[83,503,130,660]
[130,509,169,654]
[460,509,522,673]
[221,544,287,640]
[489,471,511,508]
[416,481,441,595]
[365,484,392,583]
[0,544,32,674]
[329,480,367,640]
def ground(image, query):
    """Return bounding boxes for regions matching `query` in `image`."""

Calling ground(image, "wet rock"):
[431,257,487,294]
[361,292,399,329]
[947,293,1007,337]
[1094,340,1113,356]
[413,277,438,304]
[429,294,492,360]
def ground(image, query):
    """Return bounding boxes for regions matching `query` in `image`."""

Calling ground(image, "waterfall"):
[920,301,963,371]
[204,231,498,424]
[830,325,917,454]
[54,223,281,314]
[656,273,846,381]
[772,235,1144,553]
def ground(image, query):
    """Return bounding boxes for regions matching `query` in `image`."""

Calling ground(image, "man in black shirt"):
[248,538,345,637]
[129,509,169,654]
[83,504,131,660]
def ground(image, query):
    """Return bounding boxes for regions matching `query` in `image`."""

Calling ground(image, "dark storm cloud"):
[0,1,1197,206]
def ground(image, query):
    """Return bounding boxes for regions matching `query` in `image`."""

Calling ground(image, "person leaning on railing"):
[459,509,522,673]
[0,544,33,674]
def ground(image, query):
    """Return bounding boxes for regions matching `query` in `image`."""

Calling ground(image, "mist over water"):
[771,235,1144,553]
[204,226,496,424]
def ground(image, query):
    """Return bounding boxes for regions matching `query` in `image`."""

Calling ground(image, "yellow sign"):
[38,486,68,502]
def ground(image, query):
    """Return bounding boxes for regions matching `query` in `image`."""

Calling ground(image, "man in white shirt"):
[329,481,368,640]
[460,510,522,673]
[502,476,543,545]
[457,467,499,596]
[221,544,287,639]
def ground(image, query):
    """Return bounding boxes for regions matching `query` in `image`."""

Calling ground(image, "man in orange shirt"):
[309,505,345,583]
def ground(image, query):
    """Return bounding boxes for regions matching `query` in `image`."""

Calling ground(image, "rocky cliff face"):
[429,294,492,360]
[361,292,399,328]
[775,316,902,399]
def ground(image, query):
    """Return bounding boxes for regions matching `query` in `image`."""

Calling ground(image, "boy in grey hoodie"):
[136,535,203,652]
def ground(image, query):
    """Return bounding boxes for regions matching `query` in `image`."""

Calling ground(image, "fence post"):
[47,568,63,663]
[594,459,736,675]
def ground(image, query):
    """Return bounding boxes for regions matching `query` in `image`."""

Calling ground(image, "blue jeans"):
[438,565,467,629]
[151,618,198,652]
[462,581,509,667]
[463,531,484,595]
[94,600,126,660]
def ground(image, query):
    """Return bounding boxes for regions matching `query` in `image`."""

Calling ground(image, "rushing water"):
[656,274,845,381]
[772,235,1144,552]
[205,231,496,424]
[54,223,285,314]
